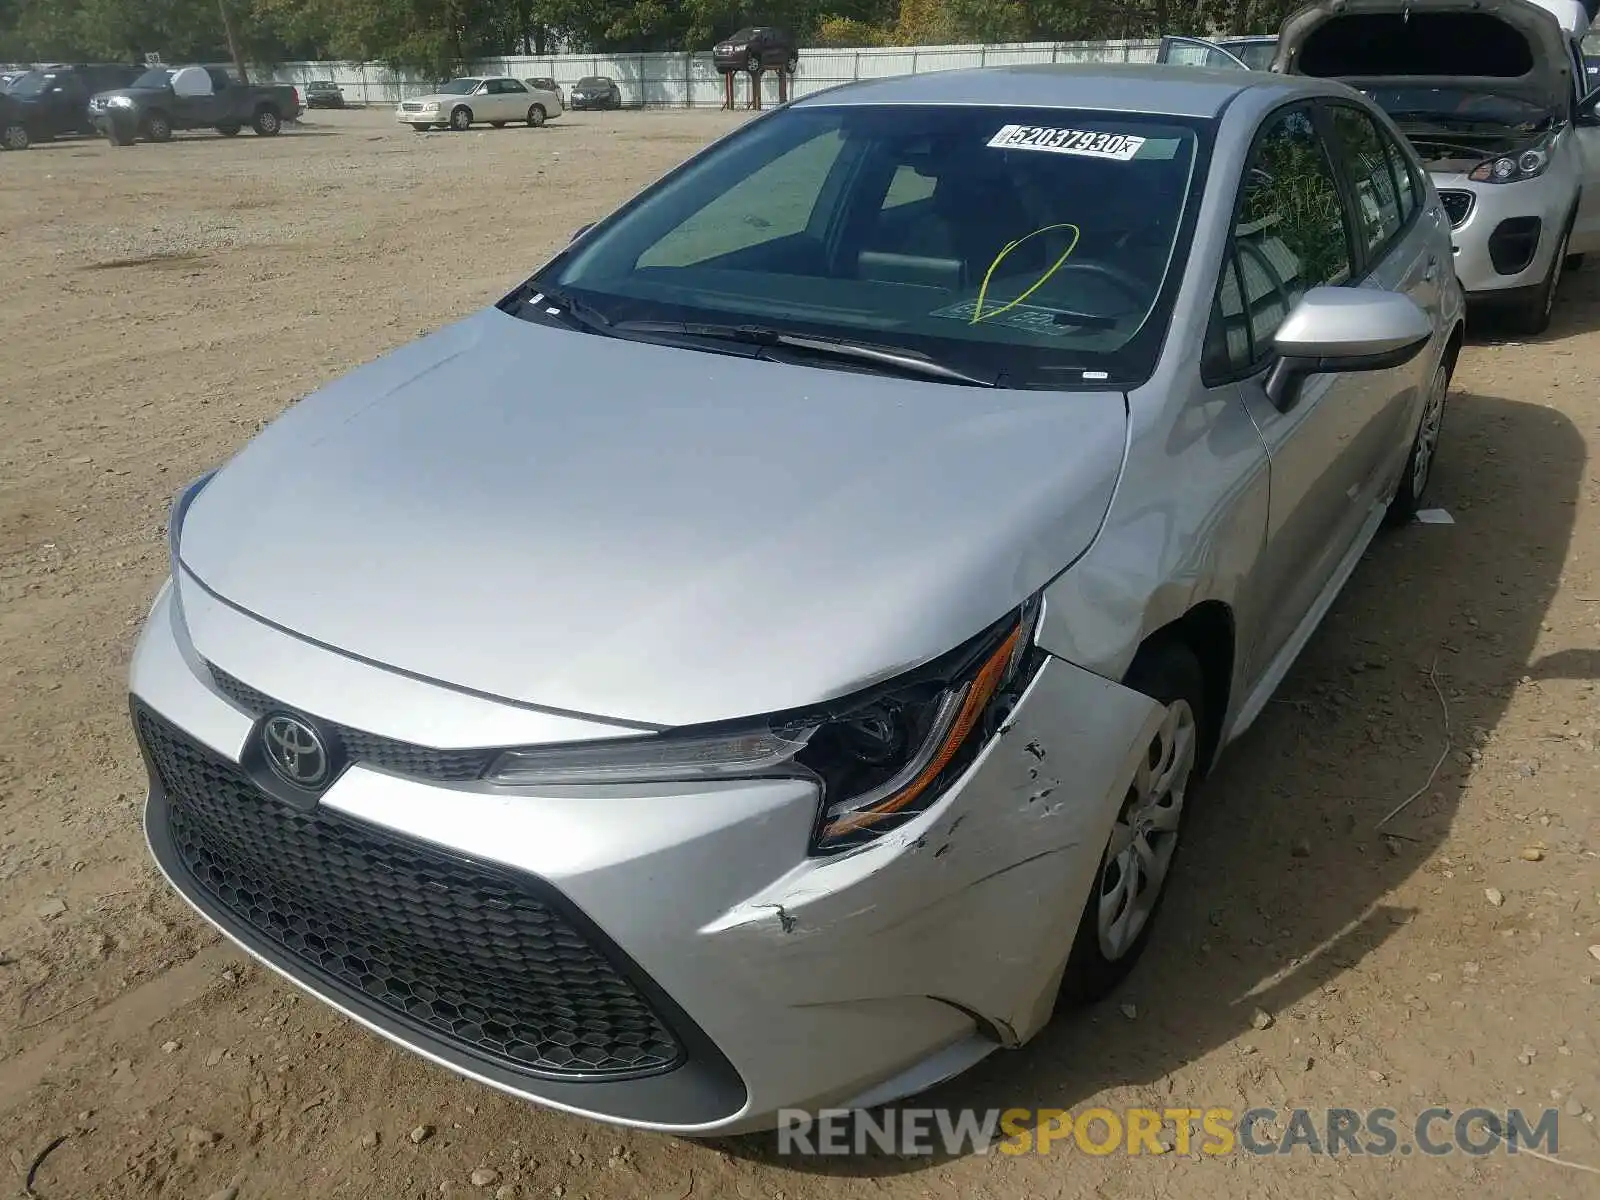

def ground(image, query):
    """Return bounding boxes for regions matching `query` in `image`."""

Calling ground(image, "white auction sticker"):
[986,124,1146,161]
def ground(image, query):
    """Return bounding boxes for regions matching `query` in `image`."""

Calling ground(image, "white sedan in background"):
[397,76,562,132]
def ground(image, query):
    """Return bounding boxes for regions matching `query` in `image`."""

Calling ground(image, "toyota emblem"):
[261,714,330,789]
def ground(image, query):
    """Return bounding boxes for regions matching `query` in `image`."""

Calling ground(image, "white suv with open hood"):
[1274,0,1600,332]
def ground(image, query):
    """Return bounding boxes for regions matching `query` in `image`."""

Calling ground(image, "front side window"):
[539,104,1208,387]
[1326,106,1404,258]
[1379,125,1418,222]
[1209,105,1352,374]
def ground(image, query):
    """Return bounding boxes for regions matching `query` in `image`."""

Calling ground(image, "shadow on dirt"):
[717,386,1583,1176]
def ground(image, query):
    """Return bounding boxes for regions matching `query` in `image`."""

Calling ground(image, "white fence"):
[260,39,1163,109]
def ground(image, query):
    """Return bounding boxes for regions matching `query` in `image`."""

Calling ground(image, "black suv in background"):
[712,27,799,74]
[3,63,143,139]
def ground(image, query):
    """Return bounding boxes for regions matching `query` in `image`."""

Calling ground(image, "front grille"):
[1438,190,1474,229]
[138,706,683,1080]
[208,664,496,782]
[401,102,424,112]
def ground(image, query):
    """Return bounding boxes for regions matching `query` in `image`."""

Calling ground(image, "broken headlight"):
[484,600,1045,855]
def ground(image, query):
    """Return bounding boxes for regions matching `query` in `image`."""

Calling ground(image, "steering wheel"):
[1038,260,1152,311]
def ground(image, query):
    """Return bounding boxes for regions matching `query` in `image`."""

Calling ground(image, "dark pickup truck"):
[89,65,301,144]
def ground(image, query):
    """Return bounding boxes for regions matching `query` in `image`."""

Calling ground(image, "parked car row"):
[0,62,301,149]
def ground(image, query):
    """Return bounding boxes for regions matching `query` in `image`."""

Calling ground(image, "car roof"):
[793,62,1317,118]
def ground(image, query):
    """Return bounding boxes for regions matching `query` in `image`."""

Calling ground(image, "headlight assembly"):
[1469,145,1550,184]
[486,599,1045,855]
[105,95,134,108]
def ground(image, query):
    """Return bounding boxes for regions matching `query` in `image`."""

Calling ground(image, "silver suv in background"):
[1275,0,1600,332]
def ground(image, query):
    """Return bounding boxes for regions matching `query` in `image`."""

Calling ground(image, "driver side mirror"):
[571,223,594,242]
[1265,287,1432,413]
[1579,91,1600,126]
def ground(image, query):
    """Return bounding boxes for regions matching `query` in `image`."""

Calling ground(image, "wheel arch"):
[1127,600,1235,774]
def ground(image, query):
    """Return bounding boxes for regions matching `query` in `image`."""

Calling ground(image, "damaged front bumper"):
[131,579,1161,1134]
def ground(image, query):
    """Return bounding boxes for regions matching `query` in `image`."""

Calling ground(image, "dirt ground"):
[2,106,1599,1200]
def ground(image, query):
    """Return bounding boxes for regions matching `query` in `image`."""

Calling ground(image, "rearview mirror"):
[1265,287,1432,412]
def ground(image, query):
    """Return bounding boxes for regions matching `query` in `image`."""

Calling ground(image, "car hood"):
[1274,0,1574,115]
[402,92,473,105]
[177,308,1128,728]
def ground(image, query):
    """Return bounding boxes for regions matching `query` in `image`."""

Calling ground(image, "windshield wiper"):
[612,321,997,387]
[502,281,612,334]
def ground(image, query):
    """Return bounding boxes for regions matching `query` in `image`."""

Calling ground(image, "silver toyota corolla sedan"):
[133,63,1464,1135]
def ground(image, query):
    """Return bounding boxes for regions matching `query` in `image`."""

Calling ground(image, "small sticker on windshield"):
[987,124,1146,161]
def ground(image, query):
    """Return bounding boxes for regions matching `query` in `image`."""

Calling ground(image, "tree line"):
[1,0,1304,77]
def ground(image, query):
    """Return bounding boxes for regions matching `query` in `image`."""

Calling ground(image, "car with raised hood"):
[134,63,1463,1135]
[397,76,561,131]
[1273,0,1600,332]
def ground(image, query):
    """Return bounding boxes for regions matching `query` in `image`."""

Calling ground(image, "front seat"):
[903,167,1038,286]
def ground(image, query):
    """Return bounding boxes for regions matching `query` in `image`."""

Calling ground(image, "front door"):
[1218,104,1392,686]
[1321,101,1445,487]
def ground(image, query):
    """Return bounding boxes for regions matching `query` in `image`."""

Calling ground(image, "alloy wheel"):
[1411,360,1449,501]
[1096,697,1196,961]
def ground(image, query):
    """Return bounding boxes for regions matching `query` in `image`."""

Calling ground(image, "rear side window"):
[1205,104,1353,376]
[1325,106,1404,259]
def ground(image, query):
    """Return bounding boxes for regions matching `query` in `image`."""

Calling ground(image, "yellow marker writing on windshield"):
[971,223,1082,325]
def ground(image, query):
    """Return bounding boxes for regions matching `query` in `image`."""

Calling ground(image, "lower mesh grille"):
[137,706,683,1080]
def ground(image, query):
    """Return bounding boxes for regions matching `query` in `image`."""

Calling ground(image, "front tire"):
[1506,219,1571,336]
[1057,642,1205,1008]
[1,122,28,151]
[144,112,173,142]
[1385,350,1452,526]
[252,107,281,136]
[526,104,546,127]
[449,106,472,131]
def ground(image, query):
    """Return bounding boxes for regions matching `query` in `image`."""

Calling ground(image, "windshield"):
[132,68,174,89]
[1362,86,1551,130]
[537,104,1205,388]
[577,77,609,87]
[7,70,49,96]
[436,79,479,95]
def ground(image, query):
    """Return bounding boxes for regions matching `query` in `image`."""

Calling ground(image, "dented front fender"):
[703,653,1163,1045]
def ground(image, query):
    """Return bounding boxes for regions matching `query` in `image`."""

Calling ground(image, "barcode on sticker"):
[987,124,1146,161]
